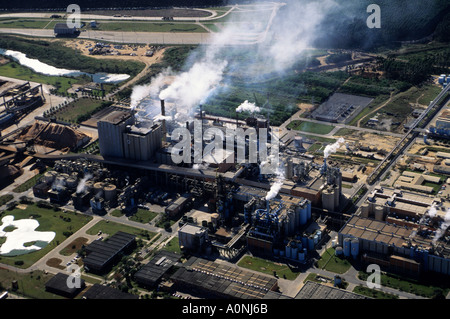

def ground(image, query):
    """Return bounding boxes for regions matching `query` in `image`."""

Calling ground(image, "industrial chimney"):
[160,99,167,142]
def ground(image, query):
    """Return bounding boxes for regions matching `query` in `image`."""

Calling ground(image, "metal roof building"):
[134,251,181,288]
[82,284,139,299]
[45,273,86,298]
[295,281,368,299]
[170,257,279,299]
[83,231,136,274]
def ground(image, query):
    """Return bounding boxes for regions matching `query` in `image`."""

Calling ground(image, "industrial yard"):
[0,0,450,306]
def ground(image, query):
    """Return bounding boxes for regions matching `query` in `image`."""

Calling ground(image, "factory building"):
[82,284,139,299]
[295,281,367,299]
[45,273,86,298]
[98,110,162,161]
[83,231,136,274]
[170,256,279,299]
[178,224,209,253]
[134,251,181,288]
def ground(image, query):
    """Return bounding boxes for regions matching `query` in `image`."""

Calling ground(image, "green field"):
[0,269,63,299]
[237,255,300,280]
[358,271,450,298]
[0,62,87,95]
[0,194,14,206]
[51,97,111,123]
[0,204,92,268]
[162,236,181,254]
[86,21,207,33]
[334,128,358,137]
[129,209,158,224]
[0,18,58,29]
[317,248,352,274]
[287,120,335,135]
[353,285,399,299]
[86,220,157,241]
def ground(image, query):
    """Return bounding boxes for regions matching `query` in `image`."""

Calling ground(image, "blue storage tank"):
[301,236,308,248]
[285,245,291,259]
[350,239,359,259]
[299,207,307,225]
[308,237,314,250]
[423,250,429,271]
[343,238,351,257]
[291,245,298,259]
[317,231,322,241]
[298,251,305,262]
[273,248,279,256]
[307,203,311,220]
[313,235,319,245]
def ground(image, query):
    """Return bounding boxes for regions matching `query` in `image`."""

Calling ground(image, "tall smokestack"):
[160,99,167,142]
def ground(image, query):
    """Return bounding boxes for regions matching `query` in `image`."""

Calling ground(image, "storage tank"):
[273,248,279,256]
[211,213,219,227]
[104,184,117,202]
[66,177,78,189]
[291,244,298,259]
[374,206,384,221]
[360,203,370,218]
[308,237,314,250]
[298,251,305,262]
[351,239,360,259]
[307,202,311,220]
[335,246,343,256]
[343,238,351,257]
[279,250,285,257]
[322,188,335,211]
[299,206,307,225]
[85,180,94,193]
[332,239,337,248]
[93,182,104,198]
[317,230,322,241]
[301,236,308,248]
[285,245,292,259]
[313,234,319,245]
[43,171,57,184]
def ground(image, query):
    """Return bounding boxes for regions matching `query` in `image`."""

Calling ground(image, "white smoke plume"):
[236,100,261,113]
[433,208,450,244]
[130,72,169,110]
[129,0,337,120]
[76,174,92,194]
[324,137,345,159]
[265,163,285,201]
[193,163,208,170]
[428,204,437,218]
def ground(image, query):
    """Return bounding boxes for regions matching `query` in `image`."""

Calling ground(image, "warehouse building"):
[82,284,139,299]
[178,224,209,253]
[295,281,367,299]
[98,110,134,158]
[54,23,78,36]
[83,231,136,274]
[134,251,181,288]
[170,256,278,299]
[45,273,86,298]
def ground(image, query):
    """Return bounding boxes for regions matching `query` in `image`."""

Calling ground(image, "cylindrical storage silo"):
[93,182,104,198]
[343,238,351,257]
[361,203,370,218]
[298,251,305,262]
[307,202,311,220]
[43,171,57,184]
[317,231,322,241]
[273,248,279,256]
[335,246,343,256]
[104,184,117,202]
[291,244,298,259]
[313,235,319,245]
[308,237,314,250]
[375,206,384,221]
[299,207,307,225]
[301,236,308,248]
[66,177,78,189]
[285,245,291,259]
[211,213,219,227]
[85,180,94,193]
[279,250,285,257]
[351,239,360,259]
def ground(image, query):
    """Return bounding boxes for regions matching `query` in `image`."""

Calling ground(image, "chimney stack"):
[160,99,167,143]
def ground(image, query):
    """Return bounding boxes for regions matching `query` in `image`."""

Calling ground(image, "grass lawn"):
[0,62,87,95]
[162,236,181,254]
[110,209,124,217]
[358,271,450,298]
[0,194,14,206]
[0,18,56,29]
[297,133,337,144]
[287,120,335,135]
[334,128,358,137]
[128,209,158,224]
[59,237,88,256]
[238,255,300,280]
[53,97,107,123]
[353,285,399,299]
[317,248,352,274]
[86,220,157,241]
[0,204,93,268]
[86,21,207,32]
[0,268,63,299]
[12,169,48,193]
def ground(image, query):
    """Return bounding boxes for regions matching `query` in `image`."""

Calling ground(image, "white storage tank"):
[375,206,384,221]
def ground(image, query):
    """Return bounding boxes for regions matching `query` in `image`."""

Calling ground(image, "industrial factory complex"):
[1,2,450,305]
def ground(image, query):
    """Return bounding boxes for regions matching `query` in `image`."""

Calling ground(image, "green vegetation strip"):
[162,236,181,254]
[128,209,158,224]
[86,220,156,241]
[237,255,300,280]
[317,248,351,274]
[287,120,335,135]
[358,271,450,298]
[353,285,399,299]
[0,194,14,206]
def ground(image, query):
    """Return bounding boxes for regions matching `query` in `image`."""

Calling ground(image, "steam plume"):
[236,100,261,113]
[324,137,345,159]
[76,174,92,194]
